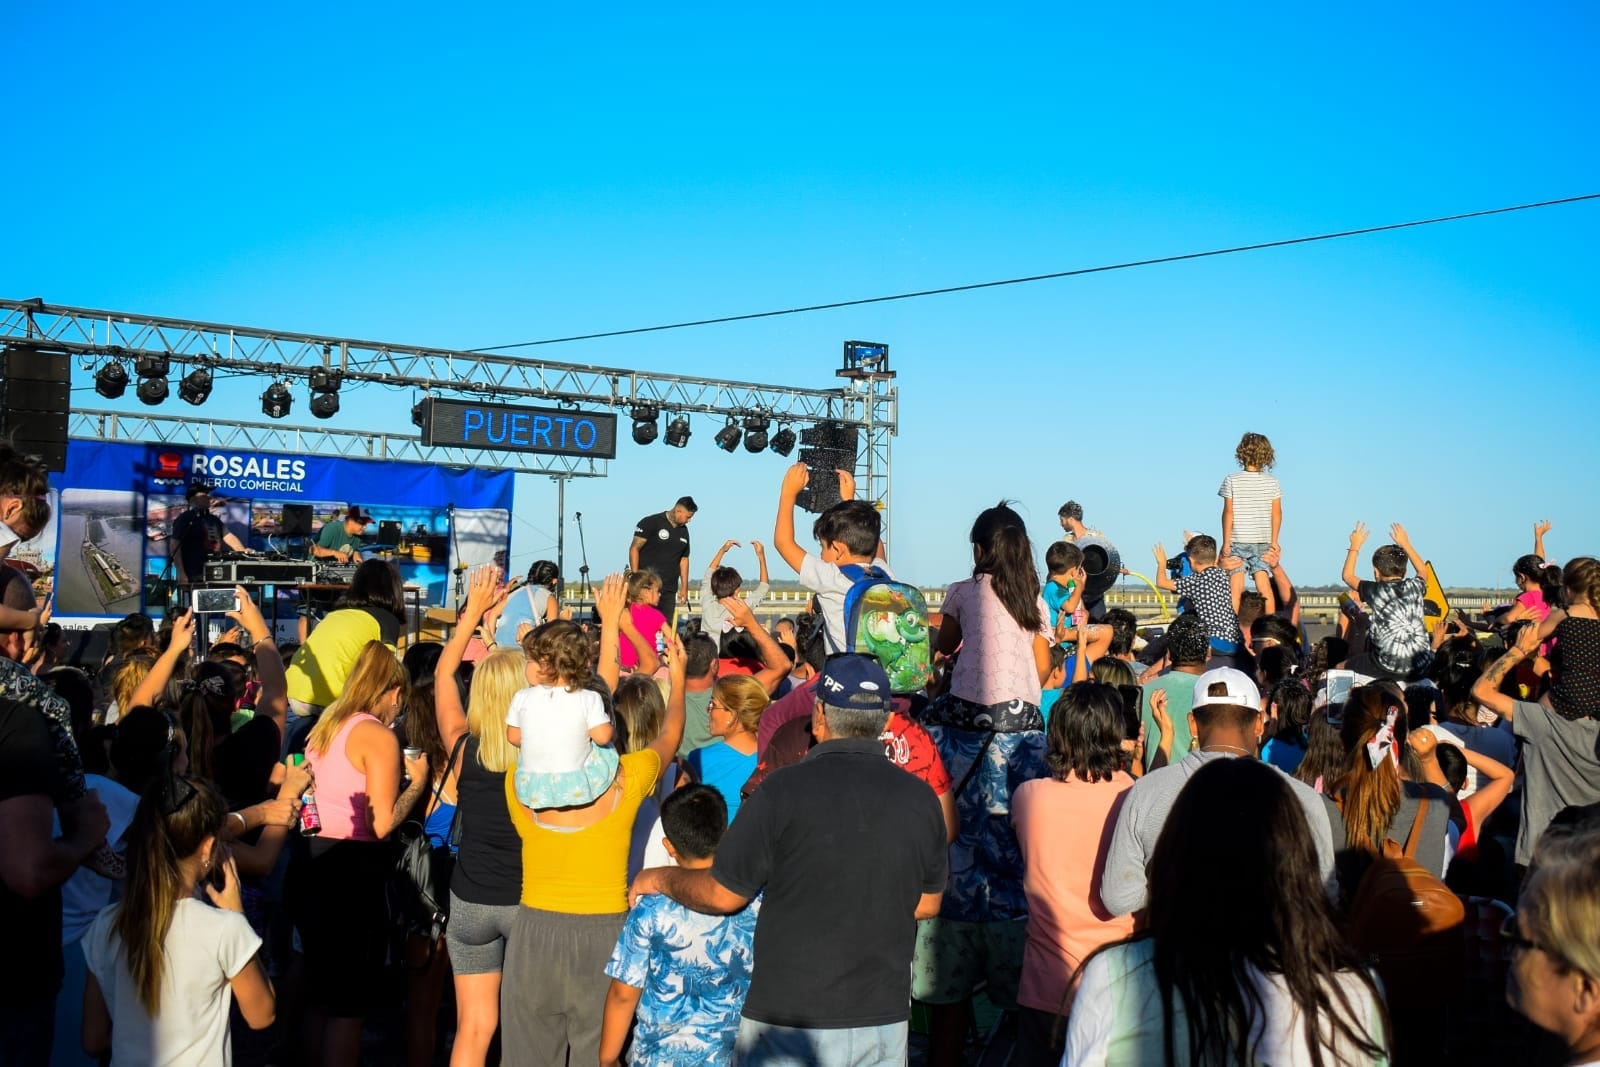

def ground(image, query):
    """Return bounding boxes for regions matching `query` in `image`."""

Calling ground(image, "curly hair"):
[1234,432,1276,470]
[523,619,592,691]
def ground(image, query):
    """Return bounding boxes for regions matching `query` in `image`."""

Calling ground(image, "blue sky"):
[6,2,1597,589]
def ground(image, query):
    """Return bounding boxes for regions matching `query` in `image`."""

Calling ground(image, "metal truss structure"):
[1,298,900,535]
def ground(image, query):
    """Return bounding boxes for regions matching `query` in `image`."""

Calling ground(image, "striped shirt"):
[1219,470,1281,543]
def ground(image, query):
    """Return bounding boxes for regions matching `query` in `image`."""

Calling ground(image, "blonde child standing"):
[1219,432,1282,614]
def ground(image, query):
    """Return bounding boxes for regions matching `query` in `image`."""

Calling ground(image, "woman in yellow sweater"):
[500,572,685,1064]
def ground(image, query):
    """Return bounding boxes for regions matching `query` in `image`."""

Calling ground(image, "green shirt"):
[1141,670,1202,772]
[316,519,358,555]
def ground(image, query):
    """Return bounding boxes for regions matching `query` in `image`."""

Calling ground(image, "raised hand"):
[461,564,505,625]
[836,468,856,501]
[595,572,627,628]
[720,596,757,630]
[1388,523,1412,548]
[225,585,271,641]
[1348,523,1369,550]
[169,609,197,651]
[781,462,811,497]
[661,625,687,680]
[720,539,741,553]
[1534,519,1552,540]
[750,540,766,557]
[204,853,245,914]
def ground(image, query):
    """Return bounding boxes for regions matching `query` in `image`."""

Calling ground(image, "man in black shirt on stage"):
[629,496,696,611]
[170,483,246,586]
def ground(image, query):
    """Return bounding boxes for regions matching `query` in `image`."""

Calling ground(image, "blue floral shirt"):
[605,892,760,1065]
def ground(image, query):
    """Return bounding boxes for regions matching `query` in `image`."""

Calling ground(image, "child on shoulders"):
[772,463,888,654]
[507,620,618,811]
[701,540,770,656]
[1153,534,1244,654]
[601,783,759,1067]
[1340,522,1433,681]
[1218,432,1282,614]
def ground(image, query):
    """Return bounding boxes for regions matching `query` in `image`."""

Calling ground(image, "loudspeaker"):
[377,520,402,547]
[1077,536,1123,601]
[797,422,859,514]
[0,347,71,471]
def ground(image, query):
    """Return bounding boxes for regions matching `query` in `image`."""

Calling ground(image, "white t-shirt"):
[798,554,893,654]
[1065,938,1388,1066]
[83,898,262,1067]
[1218,470,1282,544]
[506,684,610,773]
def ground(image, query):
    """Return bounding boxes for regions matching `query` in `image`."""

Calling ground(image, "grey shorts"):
[446,892,520,975]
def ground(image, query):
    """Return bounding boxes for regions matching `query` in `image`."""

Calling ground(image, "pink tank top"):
[306,712,381,841]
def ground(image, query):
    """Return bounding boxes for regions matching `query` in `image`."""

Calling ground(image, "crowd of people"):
[2,433,1599,1067]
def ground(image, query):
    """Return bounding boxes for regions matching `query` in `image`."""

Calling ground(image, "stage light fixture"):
[742,414,770,453]
[309,368,343,393]
[135,353,170,379]
[261,380,293,419]
[178,367,212,405]
[310,390,340,419]
[631,403,660,445]
[713,418,742,453]
[769,425,796,457]
[93,361,128,399]
[136,375,168,405]
[663,415,691,448]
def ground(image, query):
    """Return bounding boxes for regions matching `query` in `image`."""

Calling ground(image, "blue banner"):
[25,440,515,622]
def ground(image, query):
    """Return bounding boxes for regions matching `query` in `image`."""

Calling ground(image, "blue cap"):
[817,654,892,713]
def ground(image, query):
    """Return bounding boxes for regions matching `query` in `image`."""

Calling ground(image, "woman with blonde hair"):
[434,569,530,1067]
[679,673,768,823]
[1508,826,1600,1065]
[287,640,427,1067]
[82,773,275,1062]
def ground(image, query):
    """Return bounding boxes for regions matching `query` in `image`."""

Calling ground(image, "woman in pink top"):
[287,641,429,1067]
[1010,682,1136,1066]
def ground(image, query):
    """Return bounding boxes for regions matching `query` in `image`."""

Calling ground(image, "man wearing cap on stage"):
[629,653,947,1063]
[629,497,696,612]
[171,483,247,586]
[312,505,373,564]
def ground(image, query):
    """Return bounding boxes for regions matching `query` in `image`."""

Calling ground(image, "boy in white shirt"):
[772,463,889,654]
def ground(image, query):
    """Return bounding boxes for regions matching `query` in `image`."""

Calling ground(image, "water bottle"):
[291,753,321,837]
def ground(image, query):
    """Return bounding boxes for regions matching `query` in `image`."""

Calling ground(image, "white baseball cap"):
[1191,667,1262,710]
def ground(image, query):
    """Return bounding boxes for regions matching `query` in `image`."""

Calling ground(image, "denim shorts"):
[1231,541,1273,577]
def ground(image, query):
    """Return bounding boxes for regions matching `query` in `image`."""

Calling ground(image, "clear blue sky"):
[7,2,1598,590]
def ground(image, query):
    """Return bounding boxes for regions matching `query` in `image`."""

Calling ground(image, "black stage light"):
[769,425,796,457]
[713,418,742,453]
[742,414,770,454]
[136,375,168,405]
[93,361,128,399]
[310,390,340,419]
[178,367,212,405]
[261,381,293,419]
[135,353,170,379]
[309,368,343,393]
[631,403,660,445]
[663,415,691,448]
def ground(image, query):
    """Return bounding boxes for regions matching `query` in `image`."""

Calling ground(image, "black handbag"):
[388,734,466,945]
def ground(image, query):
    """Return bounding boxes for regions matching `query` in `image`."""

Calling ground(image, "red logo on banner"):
[155,452,185,476]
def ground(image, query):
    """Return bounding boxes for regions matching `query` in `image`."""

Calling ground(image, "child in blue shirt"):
[601,784,759,1067]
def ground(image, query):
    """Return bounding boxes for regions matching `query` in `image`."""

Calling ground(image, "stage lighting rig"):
[133,352,170,406]
[713,418,742,453]
[631,403,660,445]
[769,425,796,457]
[178,367,213,405]
[742,414,770,453]
[663,415,691,448]
[261,380,293,419]
[93,361,128,399]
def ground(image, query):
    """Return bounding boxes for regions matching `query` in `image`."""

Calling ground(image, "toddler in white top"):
[1219,431,1283,614]
[506,620,618,810]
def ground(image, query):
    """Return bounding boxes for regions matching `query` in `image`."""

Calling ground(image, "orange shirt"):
[1011,772,1137,1014]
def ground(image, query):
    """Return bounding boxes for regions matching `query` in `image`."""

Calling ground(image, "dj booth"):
[41,440,515,626]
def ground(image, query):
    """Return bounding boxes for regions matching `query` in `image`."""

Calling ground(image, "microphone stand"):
[447,502,466,617]
[574,510,592,622]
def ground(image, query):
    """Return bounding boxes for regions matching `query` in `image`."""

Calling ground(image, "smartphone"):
[192,588,242,614]
[1323,669,1356,710]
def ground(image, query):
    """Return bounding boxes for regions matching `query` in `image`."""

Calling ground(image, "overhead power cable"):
[470,192,1600,352]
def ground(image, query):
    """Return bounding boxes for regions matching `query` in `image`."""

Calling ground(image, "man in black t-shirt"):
[0,695,109,1061]
[629,496,696,611]
[170,483,246,585]
[629,654,947,1061]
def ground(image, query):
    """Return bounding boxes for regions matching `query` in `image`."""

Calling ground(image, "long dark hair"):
[337,559,407,620]
[1512,554,1561,607]
[174,661,238,781]
[969,502,1041,631]
[1294,709,1346,791]
[1077,758,1390,1066]
[1333,686,1406,852]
